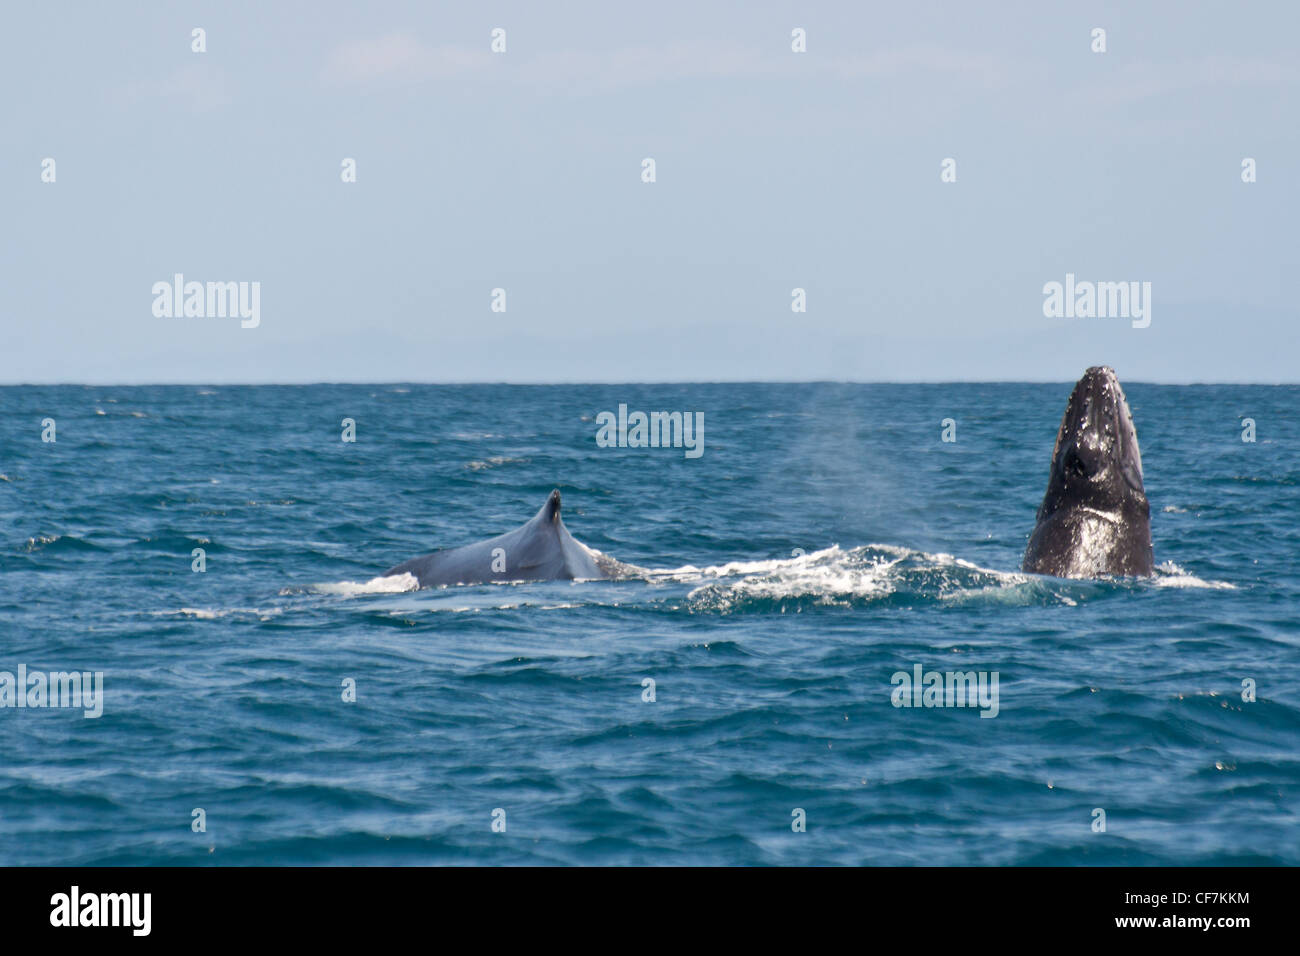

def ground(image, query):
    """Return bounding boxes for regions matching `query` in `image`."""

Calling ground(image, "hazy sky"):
[2,1,1296,383]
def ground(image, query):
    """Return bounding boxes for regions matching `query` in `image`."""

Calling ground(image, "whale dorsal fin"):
[533,489,562,525]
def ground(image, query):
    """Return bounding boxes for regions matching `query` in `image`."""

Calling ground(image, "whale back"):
[384,490,619,588]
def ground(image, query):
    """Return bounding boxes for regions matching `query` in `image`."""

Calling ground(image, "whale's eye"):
[1063,449,1088,478]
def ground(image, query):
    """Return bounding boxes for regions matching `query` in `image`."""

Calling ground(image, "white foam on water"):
[178,607,219,619]
[1152,561,1235,590]
[314,573,420,597]
[659,542,1092,612]
[688,559,898,607]
[155,607,286,620]
[466,456,527,470]
[647,544,852,582]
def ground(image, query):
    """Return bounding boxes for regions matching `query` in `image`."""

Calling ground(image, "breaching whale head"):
[383,489,627,588]
[1022,367,1153,577]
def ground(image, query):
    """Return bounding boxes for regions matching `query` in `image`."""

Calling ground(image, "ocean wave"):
[465,456,529,470]
[153,607,286,621]
[678,545,1068,612]
[21,534,107,554]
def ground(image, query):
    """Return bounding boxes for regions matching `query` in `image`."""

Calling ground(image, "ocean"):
[0,382,1296,865]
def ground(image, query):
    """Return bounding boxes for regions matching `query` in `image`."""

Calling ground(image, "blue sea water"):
[0,382,1296,866]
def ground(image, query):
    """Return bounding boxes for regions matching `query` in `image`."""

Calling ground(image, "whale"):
[383,489,628,588]
[1022,366,1153,578]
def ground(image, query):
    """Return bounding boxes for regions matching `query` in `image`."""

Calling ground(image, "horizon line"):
[1,378,1297,388]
